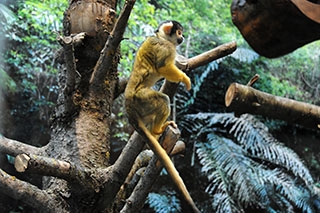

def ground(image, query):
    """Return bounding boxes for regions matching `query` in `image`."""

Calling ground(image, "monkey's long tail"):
[137,119,201,213]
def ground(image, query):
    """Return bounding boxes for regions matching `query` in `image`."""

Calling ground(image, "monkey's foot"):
[161,121,177,131]
[167,121,177,128]
[153,121,177,135]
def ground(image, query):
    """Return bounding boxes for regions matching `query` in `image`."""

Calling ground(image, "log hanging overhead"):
[231,0,320,58]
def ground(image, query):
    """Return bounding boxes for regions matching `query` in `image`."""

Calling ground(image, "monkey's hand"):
[167,120,178,128]
[182,74,191,91]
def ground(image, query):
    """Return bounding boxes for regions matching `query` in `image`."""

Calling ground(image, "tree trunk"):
[43,0,119,211]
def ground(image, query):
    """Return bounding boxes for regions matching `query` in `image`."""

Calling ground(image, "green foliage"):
[118,0,243,78]
[0,68,17,93]
[267,41,320,104]
[180,112,318,212]
[147,191,181,213]
[2,0,67,116]
[0,0,67,145]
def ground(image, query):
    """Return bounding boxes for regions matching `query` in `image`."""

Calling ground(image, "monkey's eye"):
[177,30,182,36]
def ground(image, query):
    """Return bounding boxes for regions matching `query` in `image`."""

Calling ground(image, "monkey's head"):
[155,20,184,46]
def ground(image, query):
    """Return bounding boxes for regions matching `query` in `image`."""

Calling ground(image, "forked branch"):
[90,0,136,90]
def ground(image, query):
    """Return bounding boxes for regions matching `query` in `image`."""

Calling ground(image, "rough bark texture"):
[121,126,181,212]
[42,0,120,210]
[225,83,320,130]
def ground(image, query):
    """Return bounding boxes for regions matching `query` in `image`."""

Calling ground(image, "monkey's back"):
[124,36,176,98]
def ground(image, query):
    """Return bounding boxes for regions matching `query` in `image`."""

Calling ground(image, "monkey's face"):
[156,20,184,46]
[175,29,184,45]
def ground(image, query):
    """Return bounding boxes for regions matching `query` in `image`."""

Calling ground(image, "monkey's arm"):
[158,63,191,90]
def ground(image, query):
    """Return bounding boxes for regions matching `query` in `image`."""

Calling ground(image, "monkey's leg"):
[150,92,175,135]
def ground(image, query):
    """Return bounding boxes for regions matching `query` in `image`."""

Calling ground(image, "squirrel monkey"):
[125,21,200,212]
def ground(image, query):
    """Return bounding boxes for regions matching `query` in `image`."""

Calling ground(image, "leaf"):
[147,192,181,213]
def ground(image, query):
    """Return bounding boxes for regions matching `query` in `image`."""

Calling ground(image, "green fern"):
[147,191,181,213]
[181,112,318,212]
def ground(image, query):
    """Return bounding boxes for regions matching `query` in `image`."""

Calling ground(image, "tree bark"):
[231,0,320,58]
[120,126,181,212]
[225,83,320,130]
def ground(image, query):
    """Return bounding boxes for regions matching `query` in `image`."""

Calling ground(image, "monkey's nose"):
[177,37,184,44]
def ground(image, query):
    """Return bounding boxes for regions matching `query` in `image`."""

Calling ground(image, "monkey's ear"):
[162,21,173,35]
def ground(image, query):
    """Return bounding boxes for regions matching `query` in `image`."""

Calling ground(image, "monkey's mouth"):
[177,37,184,44]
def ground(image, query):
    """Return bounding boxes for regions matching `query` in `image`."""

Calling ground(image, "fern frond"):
[181,112,218,136]
[196,134,269,211]
[147,192,181,213]
[257,168,314,213]
[183,112,314,186]
[228,114,314,187]
[182,112,317,212]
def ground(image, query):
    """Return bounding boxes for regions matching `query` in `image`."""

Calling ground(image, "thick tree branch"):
[0,169,67,212]
[121,126,181,212]
[14,153,101,191]
[225,83,320,130]
[90,0,136,90]
[0,136,42,156]
[170,140,186,156]
[102,132,145,207]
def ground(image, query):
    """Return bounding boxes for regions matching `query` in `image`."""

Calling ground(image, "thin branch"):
[0,136,42,156]
[116,150,153,201]
[247,74,260,86]
[114,77,128,99]
[89,0,136,90]
[0,168,68,212]
[187,41,237,70]
[102,132,146,206]
[162,41,237,99]
[58,33,85,113]
[124,150,153,187]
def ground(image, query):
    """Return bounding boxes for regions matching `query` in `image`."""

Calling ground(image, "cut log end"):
[225,83,237,107]
[14,154,30,173]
